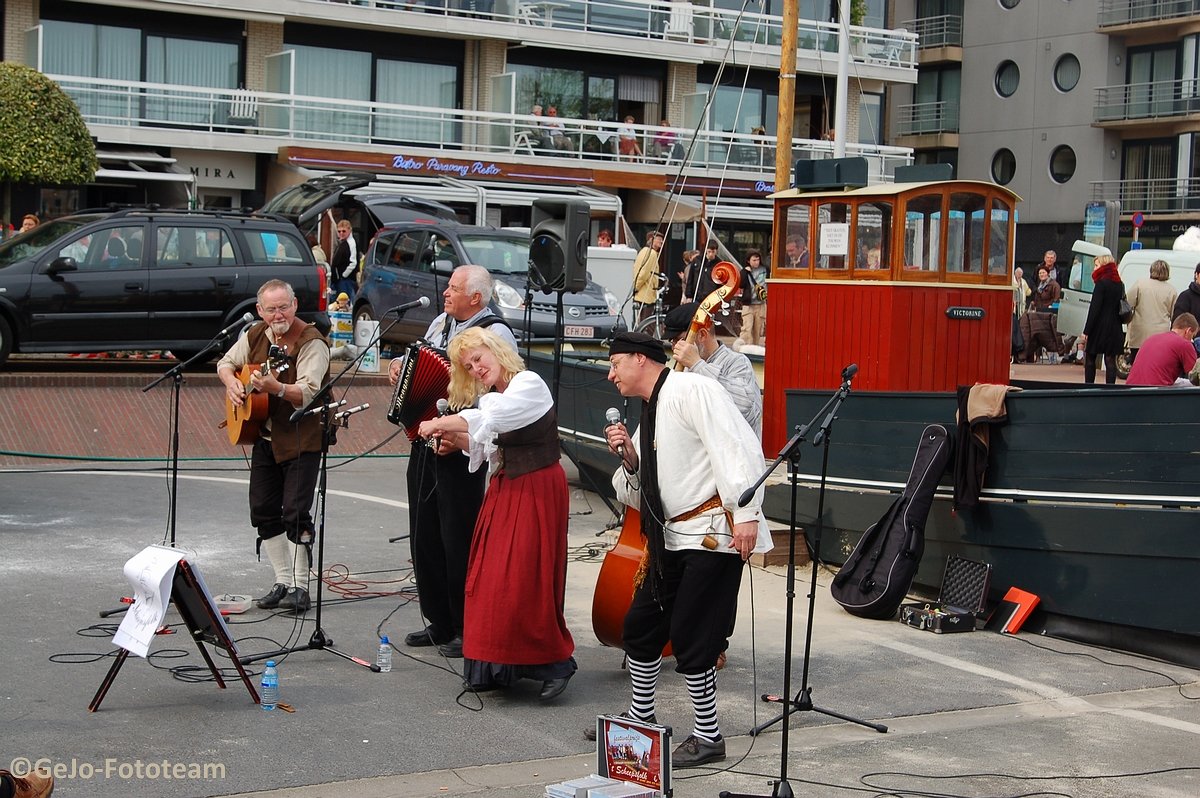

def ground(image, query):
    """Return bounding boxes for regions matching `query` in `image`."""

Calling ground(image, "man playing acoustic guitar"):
[218,280,330,614]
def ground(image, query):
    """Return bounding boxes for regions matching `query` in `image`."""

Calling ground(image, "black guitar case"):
[830,424,953,619]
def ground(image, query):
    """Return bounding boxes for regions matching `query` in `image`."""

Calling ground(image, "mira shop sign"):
[391,154,504,178]
[172,150,255,190]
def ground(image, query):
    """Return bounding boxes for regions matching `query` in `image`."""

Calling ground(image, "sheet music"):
[112,545,179,658]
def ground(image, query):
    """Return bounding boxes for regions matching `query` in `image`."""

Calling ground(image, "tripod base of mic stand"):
[241,627,381,672]
[720,780,795,798]
[750,687,887,736]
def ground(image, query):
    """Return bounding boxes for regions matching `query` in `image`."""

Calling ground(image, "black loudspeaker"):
[529,198,589,293]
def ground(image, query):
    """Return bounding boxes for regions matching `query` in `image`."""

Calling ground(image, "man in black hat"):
[599,331,771,769]
[663,303,761,436]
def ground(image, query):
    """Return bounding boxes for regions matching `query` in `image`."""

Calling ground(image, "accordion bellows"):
[387,343,451,441]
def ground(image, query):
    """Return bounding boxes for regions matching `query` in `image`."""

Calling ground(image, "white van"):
[1058,242,1200,338]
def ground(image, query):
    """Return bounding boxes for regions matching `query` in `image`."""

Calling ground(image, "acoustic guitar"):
[221,345,290,446]
[590,262,741,650]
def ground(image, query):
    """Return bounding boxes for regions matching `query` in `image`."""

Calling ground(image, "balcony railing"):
[901,14,962,49]
[303,0,918,69]
[1096,79,1200,122]
[1091,177,1200,212]
[896,101,959,136]
[52,75,913,181]
[1097,0,1200,27]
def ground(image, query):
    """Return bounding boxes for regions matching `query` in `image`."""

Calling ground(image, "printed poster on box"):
[594,714,672,796]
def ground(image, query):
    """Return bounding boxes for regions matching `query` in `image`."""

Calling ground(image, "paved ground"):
[5,358,1195,798]
[3,453,1198,798]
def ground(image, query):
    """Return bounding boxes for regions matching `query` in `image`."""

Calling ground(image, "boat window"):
[903,193,942,273]
[780,204,810,273]
[988,197,1012,276]
[815,201,850,270]
[947,192,986,274]
[854,202,892,274]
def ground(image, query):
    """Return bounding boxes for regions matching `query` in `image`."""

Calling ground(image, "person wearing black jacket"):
[1080,254,1125,384]
[1171,262,1200,323]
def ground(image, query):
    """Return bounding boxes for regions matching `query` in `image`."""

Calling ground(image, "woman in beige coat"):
[1126,259,1178,364]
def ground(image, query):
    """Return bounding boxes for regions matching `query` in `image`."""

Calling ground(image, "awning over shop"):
[94,149,197,204]
[625,190,704,224]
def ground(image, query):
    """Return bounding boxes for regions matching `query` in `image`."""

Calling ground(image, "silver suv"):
[356,220,623,344]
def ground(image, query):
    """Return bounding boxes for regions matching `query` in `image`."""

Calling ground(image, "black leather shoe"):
[436,635,463,658]
[404,626,448,647]
[584,711,657,741]
[255,583,288,609]
[672,734,726,768]
[539,674,571,701]
[278,587,309,614]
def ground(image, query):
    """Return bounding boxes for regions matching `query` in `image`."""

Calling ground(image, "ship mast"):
[774,0,798,192]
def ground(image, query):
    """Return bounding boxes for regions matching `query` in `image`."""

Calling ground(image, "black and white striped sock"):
[685,667,720,742]
[626,655,661,721]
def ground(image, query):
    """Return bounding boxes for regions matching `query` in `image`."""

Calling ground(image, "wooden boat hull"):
[531,349,1200,665]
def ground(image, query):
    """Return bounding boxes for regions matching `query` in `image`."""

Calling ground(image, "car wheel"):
[1116,349,1132,381]
[0,315,12,367]
[355,304,376,325]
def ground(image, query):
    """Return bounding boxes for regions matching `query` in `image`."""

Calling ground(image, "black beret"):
[663,302,706,337]
[610,331,668,363]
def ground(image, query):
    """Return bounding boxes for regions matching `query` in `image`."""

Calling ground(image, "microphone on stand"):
[385,297,431,315]
[841,363,859,383]
[334,402,370,425]
[218,312,256,339]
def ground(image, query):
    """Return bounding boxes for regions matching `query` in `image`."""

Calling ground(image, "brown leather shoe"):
[1,768,55,798]
[672,734,726,768]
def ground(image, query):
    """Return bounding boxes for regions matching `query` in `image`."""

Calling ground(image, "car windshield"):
[0,216,101,268]
[459,234,531,275]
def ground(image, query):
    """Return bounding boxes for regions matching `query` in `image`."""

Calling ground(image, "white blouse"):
[456,370,554,474]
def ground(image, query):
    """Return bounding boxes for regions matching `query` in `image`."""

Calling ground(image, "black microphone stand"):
[726,366,884,798]
[242,308,415,672]
[142,324,248,547]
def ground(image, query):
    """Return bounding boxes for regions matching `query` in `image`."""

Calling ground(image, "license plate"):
[563,325,595,338]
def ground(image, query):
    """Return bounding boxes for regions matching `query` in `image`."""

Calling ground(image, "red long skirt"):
[462,464,575,665]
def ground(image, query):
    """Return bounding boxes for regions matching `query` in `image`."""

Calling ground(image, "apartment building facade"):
[891,0,1200,262]
[3,0,916,261]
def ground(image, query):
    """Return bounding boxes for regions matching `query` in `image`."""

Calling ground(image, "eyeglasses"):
[259,303,293,316]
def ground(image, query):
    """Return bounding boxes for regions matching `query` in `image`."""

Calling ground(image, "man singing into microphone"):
[388,265,517,658]
[599,331,771,768]
[217,280,330,614]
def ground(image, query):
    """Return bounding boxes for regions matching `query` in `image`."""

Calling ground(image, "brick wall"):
[3,0,38,66]
[244,20,284,91]
[665,62,697,126]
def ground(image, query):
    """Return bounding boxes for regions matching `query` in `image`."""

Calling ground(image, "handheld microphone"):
[219,312,256,339]
[604,407,625,460]
[386,296,432,315]
[431,398,451,449]
[841,363,859,382]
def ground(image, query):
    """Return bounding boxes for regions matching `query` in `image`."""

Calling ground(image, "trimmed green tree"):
[0,63,98,230]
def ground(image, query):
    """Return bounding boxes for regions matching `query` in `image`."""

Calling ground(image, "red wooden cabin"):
[763,178,1021,453]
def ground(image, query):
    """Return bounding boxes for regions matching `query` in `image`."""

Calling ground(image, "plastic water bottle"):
[261,661,279,711]
[377,636,392,673]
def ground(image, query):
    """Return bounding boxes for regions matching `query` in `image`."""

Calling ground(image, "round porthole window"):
[992,149,1016,185]
[1050,145,1076,184]
[996,61,1020,97]
[1054,54,1080,92]
[1000,0,1020,8]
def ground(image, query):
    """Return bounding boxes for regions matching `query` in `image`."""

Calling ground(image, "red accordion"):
[387,343,451,441]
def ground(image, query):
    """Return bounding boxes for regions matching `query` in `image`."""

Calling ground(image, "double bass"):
[590,261,741,649]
